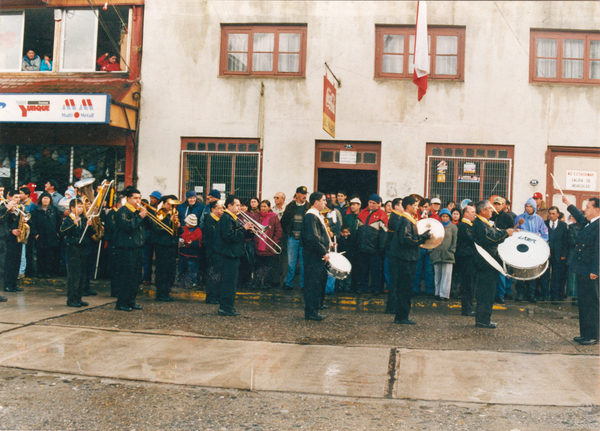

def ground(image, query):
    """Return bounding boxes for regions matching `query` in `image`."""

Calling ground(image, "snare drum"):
[498,231,550,281]
[325,252,352,280]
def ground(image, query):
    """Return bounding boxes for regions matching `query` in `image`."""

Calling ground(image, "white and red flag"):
[413,1,429,101]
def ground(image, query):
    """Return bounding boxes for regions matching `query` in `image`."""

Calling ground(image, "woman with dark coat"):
[252,200,283,290]
[31,191,63,278]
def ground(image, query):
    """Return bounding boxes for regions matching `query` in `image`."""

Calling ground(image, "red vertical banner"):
[323,75,336,138]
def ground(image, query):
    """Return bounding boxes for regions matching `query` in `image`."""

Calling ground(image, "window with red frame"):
[530,30,600,84]
[375,26,465,80]
[220,25,307,77]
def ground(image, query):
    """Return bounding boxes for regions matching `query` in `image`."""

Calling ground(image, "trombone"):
[237,211,282,255]
[139,201,175,236]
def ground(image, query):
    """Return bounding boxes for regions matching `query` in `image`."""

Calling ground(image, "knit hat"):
[368,194,381,204]
[185,214,197,226]
[208,189,221,199]
[439,208,452,218]
[150,190,162,200]
[38,191,52,203]
[185,190,197,199]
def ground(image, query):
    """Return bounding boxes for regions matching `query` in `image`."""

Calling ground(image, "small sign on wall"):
[212,183,226,192]
[339,151,356,164]
[566,170,597,191]
[437,174,446,183]
[194,186,204,194]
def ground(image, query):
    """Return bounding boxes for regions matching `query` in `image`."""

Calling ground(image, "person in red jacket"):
[178,214,202,288]
[97,52,121,72]
[252,200,283,290]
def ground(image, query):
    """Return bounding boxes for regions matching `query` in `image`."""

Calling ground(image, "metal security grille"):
[426,156,512,204]
[181,151,261,201]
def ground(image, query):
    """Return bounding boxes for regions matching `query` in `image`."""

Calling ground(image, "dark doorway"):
[317,168,378,209]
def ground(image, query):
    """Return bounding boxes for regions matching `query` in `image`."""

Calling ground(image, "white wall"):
[138,1,600,209]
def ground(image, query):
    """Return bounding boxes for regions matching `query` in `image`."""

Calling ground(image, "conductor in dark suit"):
[542,206,569,302]
[471,200,514,329]
[301,192,332,321]
[563,196,599,346]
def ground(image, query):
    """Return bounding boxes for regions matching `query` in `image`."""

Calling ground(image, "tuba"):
[75,178,114,242]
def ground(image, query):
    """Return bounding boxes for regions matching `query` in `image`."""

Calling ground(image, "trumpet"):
[237,211,282,255]
[0,196,30,221]
[139,201,175,236]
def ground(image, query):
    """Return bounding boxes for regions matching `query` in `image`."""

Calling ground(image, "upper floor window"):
[220,25,307,77]
[375,26,465,80]
[530,30,600,84]
[0,7,131,73]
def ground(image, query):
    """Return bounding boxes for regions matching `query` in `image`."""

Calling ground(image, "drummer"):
[472,200,515,329]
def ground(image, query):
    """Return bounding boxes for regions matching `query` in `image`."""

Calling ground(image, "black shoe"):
[528,296,537,304]
[283,285,293,291]
[495,296,505,304]
[372,291,380,297]
[157,296,175,302]
[218,309,240,316]
[66,301,82,308]
[318,304,329,310]
[394,318,416,325]
[4,287,17,292]
[515,293,524,302]
[578,339,599,345]
[573,336,585,342]
[14,287,23,292]
[79,301,89,307]
[504,293,512,300]
[130,304,142,310]
[83,290,98,296]
[115,305,133,312]
[475,322,498,329]
[205,299,220,304]
[0,296,7,302]
[462,311,476,317]
[305,313,326,321]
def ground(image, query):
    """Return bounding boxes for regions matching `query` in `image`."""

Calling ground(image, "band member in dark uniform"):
[152,195,181,302]
[202,199,224,304]
[563,196,599,345]
[214,195,252,316]
[385,197,403,314]
[389,195,431,325]
[2,191,24,293]
[104,192,124,297]
[301,192,332,321]
[114,188,147,311]
[60,199,94,307]
[471,200,514,328]
[455,203,477,316]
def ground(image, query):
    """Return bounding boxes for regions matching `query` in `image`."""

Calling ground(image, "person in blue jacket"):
[40,54,53,71]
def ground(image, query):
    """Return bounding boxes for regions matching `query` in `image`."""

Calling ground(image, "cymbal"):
[416,218,445,249]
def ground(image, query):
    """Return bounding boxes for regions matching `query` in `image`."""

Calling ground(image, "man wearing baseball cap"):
[533,192,548,221]
[280,186,310,290]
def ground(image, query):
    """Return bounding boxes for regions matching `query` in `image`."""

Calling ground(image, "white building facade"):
[137,1,599,212]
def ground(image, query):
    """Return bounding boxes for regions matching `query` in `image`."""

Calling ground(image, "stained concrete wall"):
[137,1,600,207]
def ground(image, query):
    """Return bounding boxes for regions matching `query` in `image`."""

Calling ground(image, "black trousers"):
[205,254,221,302]
[516,279,536,299]
[456,256,475,313]
[476,268,498,325]
[359,252,382,293]
[217,254,240,312]
[392,258,416,321]
[66,245,87,303]
[577,274,599,340]
[115,247,143,307]
[303,252,326,317]
[544,258,566,299]
[0,239,6,290]
[254,254,274,288]
[4,240,21,290]
[155,245,177,299]
[107,243,119,297]
[36,245,59,277]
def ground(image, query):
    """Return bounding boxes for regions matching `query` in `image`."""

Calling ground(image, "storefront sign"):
[566,170,597,191]
[0,93,110,124]
[339,151,356,164]
[323,76,336,138]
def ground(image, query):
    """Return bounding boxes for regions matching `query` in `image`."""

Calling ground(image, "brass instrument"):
[237,211,282,255]
[139,201,174,235]
[0,196,30,219]
[17,204,31,244]
[75,178,114,243]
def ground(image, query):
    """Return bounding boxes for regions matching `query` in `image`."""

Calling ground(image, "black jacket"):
[567,204,599,276]
[60,214,94,247]
[386,210,402,250]
[115,204,145,249]
[31,204,63,248]
[2,208,21,243]
[471,216,509,271]
[545,219,569,262]
[202,212,220,254]
[0,204,10,240]
[151,213,181,247]
[389,214,429,261]
[300,211,330,259]
[104,208,119,242]
[455,219,475,258]
[491,211,514,230]
[214,210,251,258]
[280,201,310,237]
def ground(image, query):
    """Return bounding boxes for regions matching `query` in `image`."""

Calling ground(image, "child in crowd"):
[178,214,202,288]
[336,224,353,293]
[60,199,94,307]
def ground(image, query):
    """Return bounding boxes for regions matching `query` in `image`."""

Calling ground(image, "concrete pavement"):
[0,286,597,408]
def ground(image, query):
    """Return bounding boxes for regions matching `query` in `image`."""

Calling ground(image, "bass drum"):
[498,231,550,281]
[325,252,352,280]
